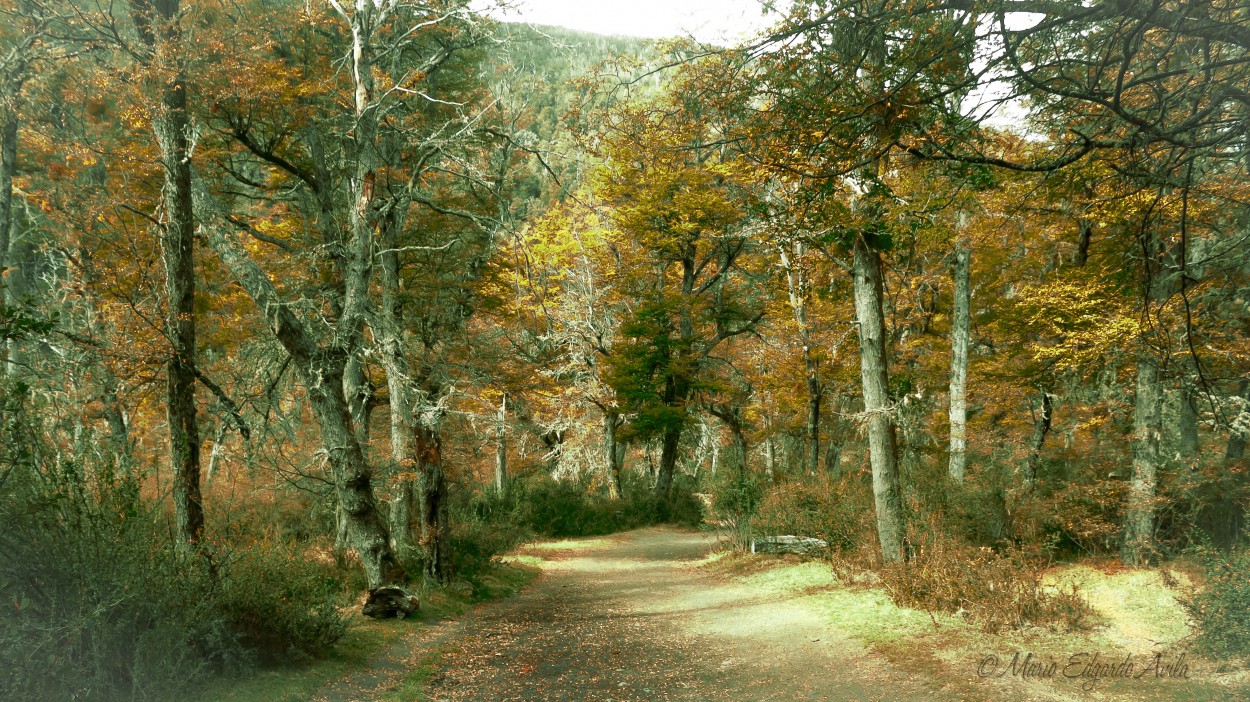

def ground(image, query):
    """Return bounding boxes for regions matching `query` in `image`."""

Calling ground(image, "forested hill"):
[487,23,655,209]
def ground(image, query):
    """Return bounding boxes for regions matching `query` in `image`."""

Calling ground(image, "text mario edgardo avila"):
[978,651,1189,690]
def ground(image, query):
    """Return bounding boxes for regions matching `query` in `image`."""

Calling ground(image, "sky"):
[488,0,779,43]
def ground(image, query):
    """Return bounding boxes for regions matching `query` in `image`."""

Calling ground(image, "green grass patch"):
[523,537,615,552]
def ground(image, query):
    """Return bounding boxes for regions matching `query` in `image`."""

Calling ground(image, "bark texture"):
[136,0,202,546]
[947,237,970,483]
[205,219,403,591]
[852,233,904,563]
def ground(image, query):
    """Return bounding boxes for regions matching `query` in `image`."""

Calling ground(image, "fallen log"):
[750,535,828,555]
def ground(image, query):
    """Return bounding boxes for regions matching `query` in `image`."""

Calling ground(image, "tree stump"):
[362,586,420,619]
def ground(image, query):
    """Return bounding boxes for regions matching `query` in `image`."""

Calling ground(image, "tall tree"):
[130,0,202,546]
[947,212,971,483]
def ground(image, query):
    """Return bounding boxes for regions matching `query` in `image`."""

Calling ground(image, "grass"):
[705,552,1247,701]
[191,562,539,702]
[522,537,616,552]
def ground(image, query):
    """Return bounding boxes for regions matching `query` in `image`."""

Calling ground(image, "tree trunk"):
[0,113,16,375]
[948,236,971,483]
[1226,379,1249,461]
[495,393,508,495]
[764,435,776,482]
[1178,383,1199,460]
[415,422,450,583]
[709,404,748,475]
[376,214,417,552]
[853,233,904,563]
[101,373,133,472]
[205,215,403,592]
[1122,223,1173,567]
[779,242,822,475]
[805,376,821,476]
[605,409,624,498]
[205,421,225,485]
[1123,350,1162,566]
[825,440,843,480]
[139,0,202,548]
[655,419,682,498]
[1023,391,1053,485]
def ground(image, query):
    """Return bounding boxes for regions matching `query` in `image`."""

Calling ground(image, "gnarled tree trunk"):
[205,216,403,592]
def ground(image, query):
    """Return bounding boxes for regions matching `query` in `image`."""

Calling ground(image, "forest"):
[1,0,1249,699]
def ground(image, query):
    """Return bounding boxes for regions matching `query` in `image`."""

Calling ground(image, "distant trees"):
[4,0,1249,627]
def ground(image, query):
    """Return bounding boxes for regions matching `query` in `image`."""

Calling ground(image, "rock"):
[362,585,420,619]
[750,535,829,555]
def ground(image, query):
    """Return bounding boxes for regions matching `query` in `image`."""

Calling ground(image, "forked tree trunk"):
[947,234,971,483]
[852,233,904,563]
[205,218,403,592]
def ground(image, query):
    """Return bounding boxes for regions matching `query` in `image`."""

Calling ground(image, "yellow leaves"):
[1014,279,1139,372]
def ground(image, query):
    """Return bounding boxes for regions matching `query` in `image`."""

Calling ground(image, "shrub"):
[750,474,875,555]
[706,469,763,549]
[212,542,347,664]
[449,488,532,581]
[1184,547,1250,656]
[0,461,349,700]
[879,528,1090,633]
[509,474,703,539]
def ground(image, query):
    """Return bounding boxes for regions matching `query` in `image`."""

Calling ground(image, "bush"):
[750,474,875,555]
[1184,547,1250,656]
[449,488,532,581]
[879,527,1090,633]
[508,474,703,539]
[212,542,347,664]
[0,462,349,700]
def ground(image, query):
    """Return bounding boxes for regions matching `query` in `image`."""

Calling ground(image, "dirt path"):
[392,527,968,701]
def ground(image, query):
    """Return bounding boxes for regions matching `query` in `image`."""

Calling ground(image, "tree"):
[586,73,764,498]
[128,0,203,546]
